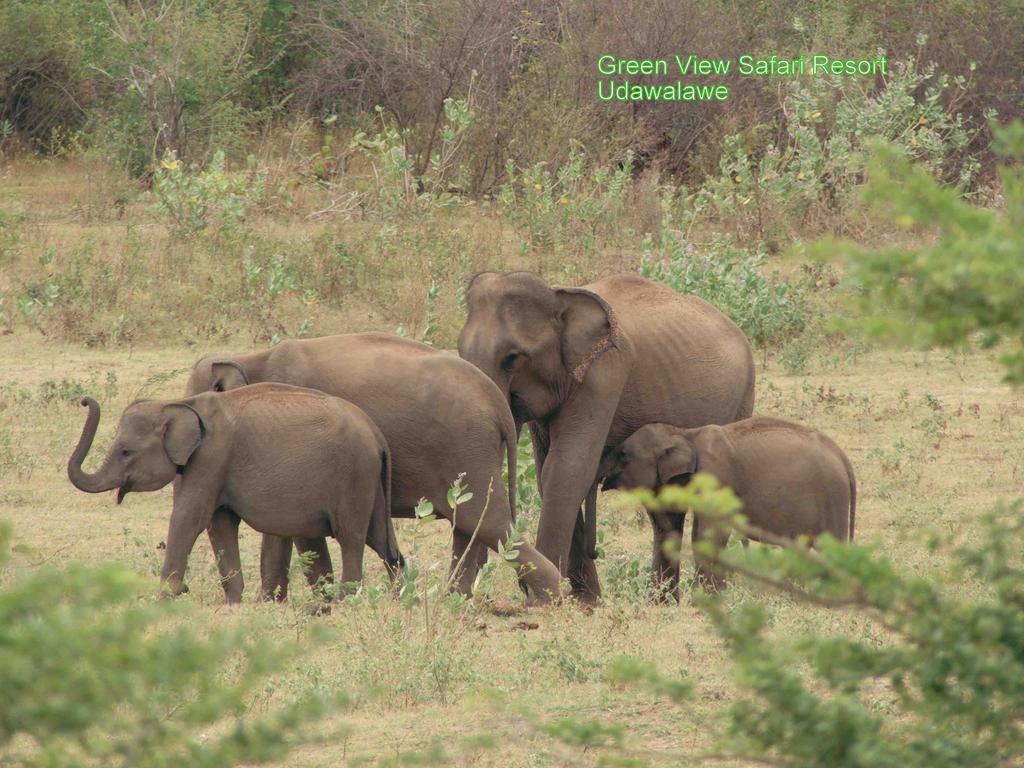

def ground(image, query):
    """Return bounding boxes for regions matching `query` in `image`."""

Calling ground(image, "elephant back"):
[587,275,756,437]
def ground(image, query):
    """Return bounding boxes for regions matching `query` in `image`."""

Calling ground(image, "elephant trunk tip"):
[68,396,116,495]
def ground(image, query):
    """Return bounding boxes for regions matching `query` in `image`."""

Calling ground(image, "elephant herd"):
[67,272,856,606]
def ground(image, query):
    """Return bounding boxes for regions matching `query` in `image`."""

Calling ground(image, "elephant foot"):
[516,545,563,606]
[569,585,601,607]
[650,576,682,604]
[308,601,332,617]
[516,577,530,597]
[524,581,560,607]
[159,579,189,600]
[567,556,602,607]
[523,577,564,608]
[570,595,597,615]
[259,584,289,602]
[524,592,553,608]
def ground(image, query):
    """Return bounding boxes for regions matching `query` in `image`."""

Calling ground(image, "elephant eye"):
[213,381,225,392]
[121,449,133,457]
[500,352,521,371]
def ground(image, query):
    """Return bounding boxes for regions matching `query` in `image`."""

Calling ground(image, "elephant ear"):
[656,436,698,486]
[162,403,205,468]
[210,361,249,392]
[556,287,619,383]
[463,271,501,310]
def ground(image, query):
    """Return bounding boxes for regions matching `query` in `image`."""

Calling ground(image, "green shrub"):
[0,1,103,146]
[526,479,1024,768]
[497,148,635,254]
[151,150,266,236]
[0,524,336,767]
[686,55,985,245]
[823,122,1024,383]
[700,504,1024,768]
[348,98,475,216]
[640,234,812,355]
[511,430,541,519]
[80,0,274,174]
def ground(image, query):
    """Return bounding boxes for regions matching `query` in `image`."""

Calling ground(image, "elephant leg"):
[295,537,335,599]
[649,510,684,603]
[160,484,217,598]
[692,512,731,591]
[450,528,487,597]
[568,504,601,605]
[208,506,243,604]
[535,388,620,583]
[451,472,561,606]
[337,535,365,594]
[260,534,293,601]
[511,423,551,598]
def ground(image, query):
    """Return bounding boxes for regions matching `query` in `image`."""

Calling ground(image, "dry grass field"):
[2,0,1021,759]
[3,327,1021,765]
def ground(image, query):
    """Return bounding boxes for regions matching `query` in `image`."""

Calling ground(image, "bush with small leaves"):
[686,54,986,245]
[640,234,814,356]
[0,524,338,767]
[822,122,1024,384]
[526,479,1024,768]
[150,150,266,236]
[498,148,634,254]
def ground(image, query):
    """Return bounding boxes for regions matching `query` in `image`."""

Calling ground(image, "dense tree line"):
[1,0,1020,186]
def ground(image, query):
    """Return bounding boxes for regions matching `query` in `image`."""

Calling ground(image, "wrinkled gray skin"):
[68,383,403,601]
[184,332,561,605]
[458,273,755,603]
[601,418,856,600]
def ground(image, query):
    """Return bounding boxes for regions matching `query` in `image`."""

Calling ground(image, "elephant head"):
[457,272,620,423]
[184,357,249,396]
[601,424,698,491]
[67,397,205,503]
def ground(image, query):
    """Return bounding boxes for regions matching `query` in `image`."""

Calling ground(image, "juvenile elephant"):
[67,383,404,601]
[601,417,856,599]
[185,332,562,604]
[457,272,755,603]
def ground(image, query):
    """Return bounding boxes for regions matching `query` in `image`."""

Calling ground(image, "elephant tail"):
[584,483,599,560]
[839,448,856,541]
[737,353,756,420]
[377,448,404,569]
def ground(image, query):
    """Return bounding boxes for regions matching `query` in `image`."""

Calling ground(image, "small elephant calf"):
[601,417,855,599]
[68,382,403,602]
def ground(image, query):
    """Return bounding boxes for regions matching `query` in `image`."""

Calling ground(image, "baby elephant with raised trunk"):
[601,417,855,600]
[67,383,403,601]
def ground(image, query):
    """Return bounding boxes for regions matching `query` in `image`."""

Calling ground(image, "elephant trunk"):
[67,397,119,494]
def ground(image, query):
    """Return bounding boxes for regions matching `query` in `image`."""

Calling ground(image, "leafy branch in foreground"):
[530,479,1024,767]
[820,121,1024,383]
[0,524,340,767]
[702,501,1024,768]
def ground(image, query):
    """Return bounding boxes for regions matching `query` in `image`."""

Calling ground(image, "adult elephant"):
[185,332,561,604]
[457,272,755,603]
